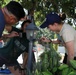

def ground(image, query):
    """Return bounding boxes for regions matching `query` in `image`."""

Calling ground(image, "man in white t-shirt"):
[40,12,76,65]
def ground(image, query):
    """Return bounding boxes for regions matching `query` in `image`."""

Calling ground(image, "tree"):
[0,0,76,26]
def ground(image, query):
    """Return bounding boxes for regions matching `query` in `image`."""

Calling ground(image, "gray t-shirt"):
[59,23,76,56]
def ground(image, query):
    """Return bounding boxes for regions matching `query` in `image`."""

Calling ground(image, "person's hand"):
[40,37,51,43]
[3,31,19,38]
[20,16,27,21]
[9,31,19,37]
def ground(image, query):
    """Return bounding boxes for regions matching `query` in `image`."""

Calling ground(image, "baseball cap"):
[40,12,61,28]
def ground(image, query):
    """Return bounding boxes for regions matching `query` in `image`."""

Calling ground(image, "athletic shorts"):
[0,55,20,68]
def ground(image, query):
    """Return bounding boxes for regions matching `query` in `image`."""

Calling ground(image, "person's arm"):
[3,25,21,38]
[40,37,61,44]
[51,39,61,44]
[2,31,19,38]
[65,41,74,65]
[40,37,50,42]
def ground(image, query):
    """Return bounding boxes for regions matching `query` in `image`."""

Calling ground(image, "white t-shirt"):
[59,23,76,56]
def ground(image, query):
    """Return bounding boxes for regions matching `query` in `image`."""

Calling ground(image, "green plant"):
[31,43,61,75]
[26,42,76,75]
[26,27,76,75]
[58,60,76,75]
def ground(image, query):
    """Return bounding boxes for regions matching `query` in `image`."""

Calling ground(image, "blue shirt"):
[0,9,6,37]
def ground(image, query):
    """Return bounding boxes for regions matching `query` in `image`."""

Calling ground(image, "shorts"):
[0,55,20,69]
[0,56,6,66]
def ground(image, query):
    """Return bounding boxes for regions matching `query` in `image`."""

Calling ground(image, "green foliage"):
[70,60,76,69]
[68,72,76,75]
[0,0,75,26]
[36,28,53,40]
[0,0,19,7]
[21,0,34,9]
[26,41,76,75]
[30,43,61,75]
[42,71,53,75]
[36,28,59,50]
[58,64,69,70]
[58,60,76,75]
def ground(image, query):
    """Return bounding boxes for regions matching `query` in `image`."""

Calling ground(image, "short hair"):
[21,20,31,28]
[6,1,25,20]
